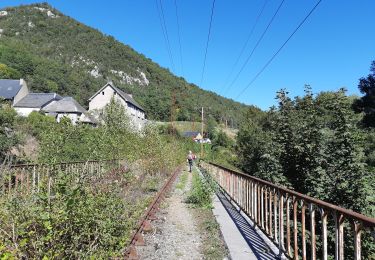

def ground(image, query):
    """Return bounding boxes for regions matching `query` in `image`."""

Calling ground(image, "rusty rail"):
[125,166,181,259]
[0,159,120,195]
[200,161,375,260]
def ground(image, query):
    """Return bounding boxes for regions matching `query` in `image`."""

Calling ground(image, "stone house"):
[88,82,146,129]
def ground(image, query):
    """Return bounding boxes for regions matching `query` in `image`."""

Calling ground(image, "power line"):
[174,0,184,76]
[225,0,285,93]
[235,0,323,99]
[222,0,268,94]
[200,0,216,86]
[156,0,175,71]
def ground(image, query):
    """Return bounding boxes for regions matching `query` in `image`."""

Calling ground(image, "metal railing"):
[0,159,120,195]
[200,161,375,260]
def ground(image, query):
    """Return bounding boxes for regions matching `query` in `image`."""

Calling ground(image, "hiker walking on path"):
[187,151,195,172]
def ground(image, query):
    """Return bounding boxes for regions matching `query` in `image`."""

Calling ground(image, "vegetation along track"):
[125,166,182,259]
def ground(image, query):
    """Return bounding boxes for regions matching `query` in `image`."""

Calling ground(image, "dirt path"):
[136,170,203,260]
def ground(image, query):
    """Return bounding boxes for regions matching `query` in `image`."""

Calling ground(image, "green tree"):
[213,130,232,148]
[0,63,21,79]
[0,102,18,160]
[206,117,217,140]
[353,60,375,128]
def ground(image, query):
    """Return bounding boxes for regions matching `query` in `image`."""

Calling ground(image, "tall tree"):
[353,60,375,127]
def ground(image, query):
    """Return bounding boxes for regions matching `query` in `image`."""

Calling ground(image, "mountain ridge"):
[0,2,259,123]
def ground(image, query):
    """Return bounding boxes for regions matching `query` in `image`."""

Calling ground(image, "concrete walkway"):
[213,191,278,260]
[212,192,259,260]
[197,167,279,260]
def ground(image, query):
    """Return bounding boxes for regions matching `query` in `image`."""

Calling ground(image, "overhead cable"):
[200,0,216,86]
[174,0,184,76]
[235,0,323,99]
[156,0,175,71]
[226,0,285,92]
[222,0,269,94]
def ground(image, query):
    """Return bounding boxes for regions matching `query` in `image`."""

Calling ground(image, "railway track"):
[124,166,182,259]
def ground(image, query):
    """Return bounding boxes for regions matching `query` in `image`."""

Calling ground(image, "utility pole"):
[170,90,176,135]
[201,106,204,158]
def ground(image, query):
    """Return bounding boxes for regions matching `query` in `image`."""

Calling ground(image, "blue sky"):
[1,0,374,110]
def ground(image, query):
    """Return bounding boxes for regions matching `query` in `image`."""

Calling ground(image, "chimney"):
[128,93,133,98]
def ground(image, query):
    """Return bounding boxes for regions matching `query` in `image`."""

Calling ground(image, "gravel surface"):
[136,170,203,260]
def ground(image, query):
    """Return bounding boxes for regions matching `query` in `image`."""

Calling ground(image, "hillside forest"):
[0,2,253,125]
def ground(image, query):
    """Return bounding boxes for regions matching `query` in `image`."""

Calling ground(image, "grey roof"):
[112,85,144,111]
[182,131,201,137]
[81,113,99,125]
[89,82,145,111]
[0,79,22,100]
[14,93,62,108]
[42,97,86,113]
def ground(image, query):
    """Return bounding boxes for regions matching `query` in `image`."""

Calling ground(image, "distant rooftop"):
[0,79,22,100]
[14,93,62,108]
[182,131,201,137]
[43,96,86,113]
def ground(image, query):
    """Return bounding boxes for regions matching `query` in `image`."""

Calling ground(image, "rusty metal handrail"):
[9,159,117,169]
[0,159,120,195]
[200,161,375,260]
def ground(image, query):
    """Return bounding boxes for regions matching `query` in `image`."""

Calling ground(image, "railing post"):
[353,222,362,260]
[302,202,306,260]
[335,212,345,260]
[279,192,285,255]
[274,189,278,242]
[254,182,258,223]
[309,203,316,260]
[257,184,261,225]
[293,197,298,260]
[261,186,265,229]
[246,179,249,215]
[265,188,269,234]
[251,181,254,219]
[286,196,291,257]
[270,190,273,238]
[320,208,328,260]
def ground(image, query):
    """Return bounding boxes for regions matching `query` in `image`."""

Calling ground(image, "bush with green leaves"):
[186,171,213,208]
[0,103,18,161]
[0,168,151,259]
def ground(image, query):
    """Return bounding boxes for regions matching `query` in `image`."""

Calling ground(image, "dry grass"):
[193,208,229,259]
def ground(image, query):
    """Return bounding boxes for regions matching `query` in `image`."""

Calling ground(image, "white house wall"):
[14,100,59,117]
[88,85,146,128]
[56,113,80,125]
[89,86,127,110]
[14,107,40,117]
[13,81,29,105]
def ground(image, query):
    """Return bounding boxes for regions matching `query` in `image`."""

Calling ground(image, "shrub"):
[0,169,146,259]
[186,171,212,208]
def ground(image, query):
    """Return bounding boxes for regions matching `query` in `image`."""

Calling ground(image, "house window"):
[102,91,104,95]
